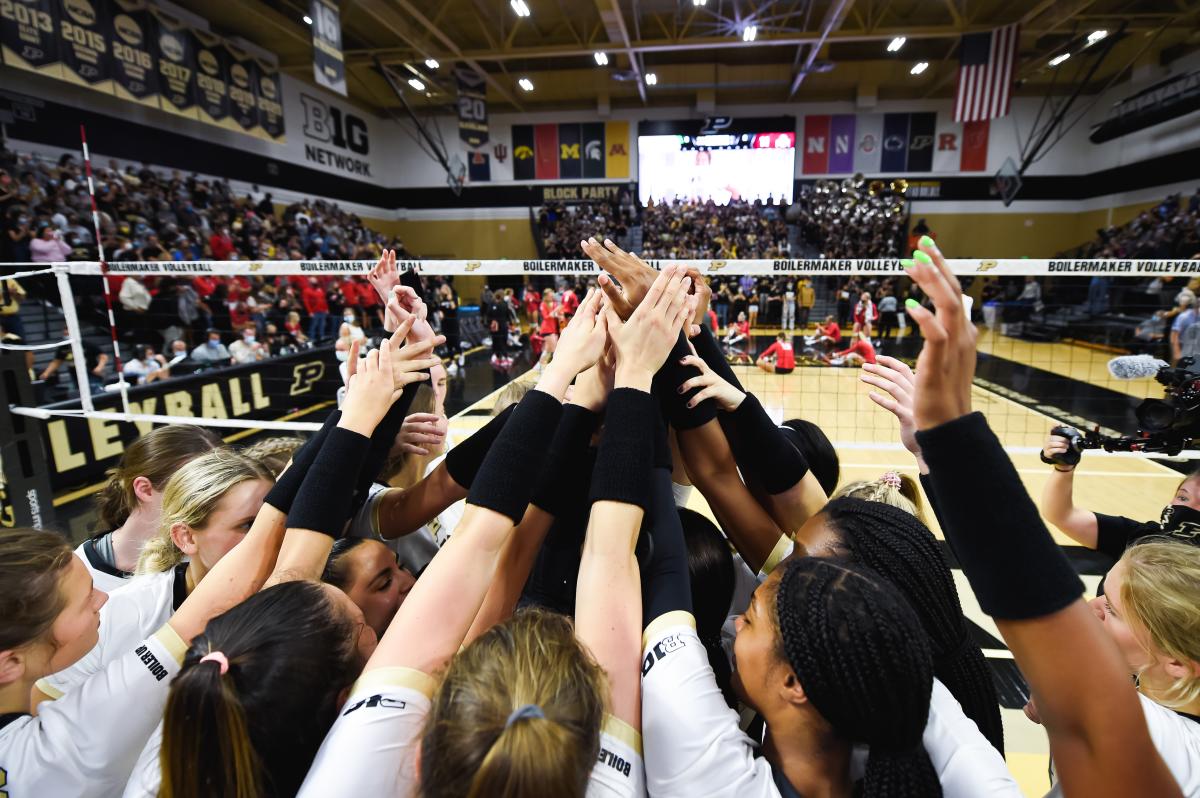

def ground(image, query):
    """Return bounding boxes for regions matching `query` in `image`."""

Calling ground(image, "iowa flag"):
[511,122,629,181]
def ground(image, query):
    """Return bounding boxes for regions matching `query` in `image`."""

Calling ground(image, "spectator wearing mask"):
[191,329,230,366]
[30,224,72,262]
[229,323,267,364]
[123,345,169,385]
[798,277,816,328]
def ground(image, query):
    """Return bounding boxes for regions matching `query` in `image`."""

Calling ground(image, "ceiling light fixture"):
[1086,29,1108,46]
[518,77,534,91]
[510,0,531,17]
[425,58,439,69]
[645,72,657,85]
[742,25,757,42]
[303,14,312,24]
[408,78,425,91]
[910,61,928,75]
[887,36,906,52]
[693,0,707,5]
[1049,53,1070,67]
[594,51,609,65]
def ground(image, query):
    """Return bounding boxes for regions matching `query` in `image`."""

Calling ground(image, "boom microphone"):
[1108,355,1168,380]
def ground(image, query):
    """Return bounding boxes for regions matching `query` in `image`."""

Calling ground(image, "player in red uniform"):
[538,288,562,364]
[756,332,796,374]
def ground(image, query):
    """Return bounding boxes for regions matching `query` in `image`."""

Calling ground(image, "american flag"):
[954,24,1020,123]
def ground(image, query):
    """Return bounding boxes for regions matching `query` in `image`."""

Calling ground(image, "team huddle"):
[1,237,1198,798]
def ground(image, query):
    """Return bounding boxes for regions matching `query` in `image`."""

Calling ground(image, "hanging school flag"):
[604,120,629,178]
[309,0,346,96]
[255,58,285,141]
[960,119,989,171]
[468,149,490,182]
[0,0,64,79]
[226,42,259,135]
[906,112,936,172]
[513,124,535,180]
[455,66,488,147]
[110,0,157,107]
[151,8,197,119]
[582,122,605,178]
[853,113,883,174]
[534,124,558,179]
[55,0,113,92]
[880,113,909,172]
[801,114,830,174]
[827,114,856,173]
[558,123,581,179]
[193,29,232,129]
[954,24,1019,123]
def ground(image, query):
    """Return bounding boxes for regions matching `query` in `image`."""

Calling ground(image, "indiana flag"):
[954,24,1020,123]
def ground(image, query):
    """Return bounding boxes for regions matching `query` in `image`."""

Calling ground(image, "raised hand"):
[396,412,448,456]
[367,249,400,306]
[685,268,711,338]
[903,237,976,430]
[551,288,608,375]
[581,237,656,318]
[571,343,616,413]
[340,338,403,437]
[677,349,746,412]
[386,285,436,343]
[606,265,694,390]
[860,355,922,464]
[384,317,443,393]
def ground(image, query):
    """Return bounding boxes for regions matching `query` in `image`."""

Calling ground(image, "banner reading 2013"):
[0,0,64,79]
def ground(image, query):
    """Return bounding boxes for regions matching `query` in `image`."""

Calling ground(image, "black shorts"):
[775,366,794,375]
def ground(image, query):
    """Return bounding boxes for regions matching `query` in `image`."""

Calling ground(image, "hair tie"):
[199,651,229,674]
[504,704,545,729]
[878,471,902,490]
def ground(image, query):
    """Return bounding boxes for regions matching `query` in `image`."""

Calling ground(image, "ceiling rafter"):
[790,0,856,98]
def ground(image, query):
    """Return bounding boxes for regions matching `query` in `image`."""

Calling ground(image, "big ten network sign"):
[300,93,371,176]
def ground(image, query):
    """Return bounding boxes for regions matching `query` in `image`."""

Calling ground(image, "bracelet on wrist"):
[1054,465,1075,473]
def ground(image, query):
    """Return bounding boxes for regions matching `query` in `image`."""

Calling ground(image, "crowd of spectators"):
[1073,188,1200,260]
[641,199,791,259]
[0,146,423,396]
[535,199,636,259]
[789,178,909,259]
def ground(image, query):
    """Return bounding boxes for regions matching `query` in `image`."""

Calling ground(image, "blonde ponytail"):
[833,471,926,523]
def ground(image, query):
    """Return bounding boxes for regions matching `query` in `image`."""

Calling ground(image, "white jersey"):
[300,666,645,798]
[1045,695,1200,797]
[849,679,1020,798]
[0,625,185,798]
[37,566,184,700]
[119,723,162,798]
[74,536,133,593]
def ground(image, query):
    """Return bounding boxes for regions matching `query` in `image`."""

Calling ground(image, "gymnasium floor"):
[47,326,1176,797]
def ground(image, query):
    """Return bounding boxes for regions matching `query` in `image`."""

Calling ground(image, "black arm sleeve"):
[287,426,373,537]
[642,467,693,625]
[725,393,810,494]
[263,408,342,513]
[589,388,656,510]
[444,404,517,490]
[692,324,744,391]
[531,404,601,518]
[349,378,424,512]
[915,412,1084,620]
[651,333,718,431]
[467,390,564,523]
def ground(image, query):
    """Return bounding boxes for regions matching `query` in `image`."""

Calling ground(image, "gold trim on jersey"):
[33,678,63,700]
[759,535,794,577]
[602,713,643,756]
[371,487,399,537]
[154,624,189,665]
[642,610,696,650]
[352,666,436,699]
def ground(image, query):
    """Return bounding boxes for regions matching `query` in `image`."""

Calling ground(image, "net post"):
[54,265,95,413]
[0,351,56,529]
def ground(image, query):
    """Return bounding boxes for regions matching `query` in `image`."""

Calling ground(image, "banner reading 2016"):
[110,0,157,107]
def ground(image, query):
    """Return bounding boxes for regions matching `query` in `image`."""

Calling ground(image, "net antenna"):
[375,59,465,196]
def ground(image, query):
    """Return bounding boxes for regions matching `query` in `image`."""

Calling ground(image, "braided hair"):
[774,557,941,797]
[819,497,1005,755]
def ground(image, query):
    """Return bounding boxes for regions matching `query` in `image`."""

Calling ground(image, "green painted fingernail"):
[905,298,920,310]
[919,235,936,250]
[913,250,933,265]
[900,258,914,269]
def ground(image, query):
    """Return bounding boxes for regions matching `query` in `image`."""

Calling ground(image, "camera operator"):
[1041,427,1200,561]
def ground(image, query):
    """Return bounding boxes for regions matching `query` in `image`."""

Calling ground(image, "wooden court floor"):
[450,343,1179,798]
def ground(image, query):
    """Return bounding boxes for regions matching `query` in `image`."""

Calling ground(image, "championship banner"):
[225,42,258,134]
[151,8,196,119]
[455,66,488,147]
[255,57,285,141]
[55,0,112,92]
[110,0,157,107]
[0,0,63,79]
[38,347,342,489]
[43,257,1200,278]
[309,0,345,96]
[193,29,231,129]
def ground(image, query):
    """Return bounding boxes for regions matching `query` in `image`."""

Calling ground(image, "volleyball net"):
[1,256,1196,516]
